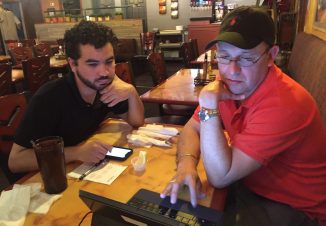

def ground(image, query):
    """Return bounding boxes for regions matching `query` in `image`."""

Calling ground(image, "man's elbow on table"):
[8,143,37,173]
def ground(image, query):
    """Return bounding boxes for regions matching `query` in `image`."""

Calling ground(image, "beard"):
[76,70,112,91]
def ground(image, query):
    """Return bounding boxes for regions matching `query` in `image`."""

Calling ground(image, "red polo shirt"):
[193,65,326,221]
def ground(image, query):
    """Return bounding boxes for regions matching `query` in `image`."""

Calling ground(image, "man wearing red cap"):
[161,6,326,226]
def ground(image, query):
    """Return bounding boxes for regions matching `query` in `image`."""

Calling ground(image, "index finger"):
[160,179,181,205]
[187,177,198,207]
[95,141,112,154]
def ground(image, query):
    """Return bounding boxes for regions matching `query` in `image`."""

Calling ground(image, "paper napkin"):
[0,183,62,226]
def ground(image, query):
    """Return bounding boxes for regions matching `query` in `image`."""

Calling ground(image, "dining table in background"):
[11,56,69,82]
[140,68,219,106]
[0,55,11,63]
[16,118,227,226]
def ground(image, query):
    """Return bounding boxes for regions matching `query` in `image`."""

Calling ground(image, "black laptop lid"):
[79,190,185,226]
[79,189,223,226]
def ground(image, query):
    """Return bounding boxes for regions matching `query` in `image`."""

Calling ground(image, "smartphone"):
[106,146,133,161]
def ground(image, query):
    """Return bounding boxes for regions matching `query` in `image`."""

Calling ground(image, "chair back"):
[22,56,51,94]
[0,92,30,155]
[115,62,134,85]
[115,39,138,63]
[140,32,156,55]
[33,43,53,57]
[147,52,167,85]
[179,42,196,68]
[8,46,34,67]
[189,39,199,59]
[21,39,36,47]
[56,39,64,46]
[0,63,13,96]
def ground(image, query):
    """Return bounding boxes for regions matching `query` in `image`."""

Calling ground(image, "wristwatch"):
[198,107,219,122]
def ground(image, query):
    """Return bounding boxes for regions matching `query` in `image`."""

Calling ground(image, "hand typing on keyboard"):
[160,159,206,207]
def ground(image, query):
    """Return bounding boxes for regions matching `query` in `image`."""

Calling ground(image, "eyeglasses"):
[216,47,270,67]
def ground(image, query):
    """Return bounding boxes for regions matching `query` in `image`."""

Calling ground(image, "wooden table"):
[140,68,219,106]
[0,55,11,63]
[50,56,68,69]
[19,118,226,226]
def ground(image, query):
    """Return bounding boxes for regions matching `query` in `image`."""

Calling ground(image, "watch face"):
[198,108,218,122]
[198,109,208,121]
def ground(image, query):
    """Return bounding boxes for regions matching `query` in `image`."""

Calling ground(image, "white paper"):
[68,162,127,185]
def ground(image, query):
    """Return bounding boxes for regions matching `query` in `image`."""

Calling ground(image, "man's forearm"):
[200,115,232,187]
[176,119,201,169]
[8,144,39,173]
[127,87,144,127]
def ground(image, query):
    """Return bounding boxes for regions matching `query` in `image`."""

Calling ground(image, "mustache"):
[98,76,110,81]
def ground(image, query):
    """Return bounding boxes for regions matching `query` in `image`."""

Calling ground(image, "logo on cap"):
[230,17,237,26]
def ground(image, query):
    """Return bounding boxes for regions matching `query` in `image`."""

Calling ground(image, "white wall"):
[146,0,257,31]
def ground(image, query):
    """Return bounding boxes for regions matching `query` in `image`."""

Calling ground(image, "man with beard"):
[161,6,326,226]
[9,21,144,173]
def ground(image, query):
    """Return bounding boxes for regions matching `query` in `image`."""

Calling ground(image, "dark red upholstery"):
[287,32,326,126]
[115,62,134,85]
[0,63,14,96]
[34,43,53,57]
[22,56,52,94]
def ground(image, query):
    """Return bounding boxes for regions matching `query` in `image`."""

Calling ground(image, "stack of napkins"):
[127,124,179,148]
[0,183,62,226]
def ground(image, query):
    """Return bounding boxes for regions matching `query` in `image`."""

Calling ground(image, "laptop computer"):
[79,188,223,226]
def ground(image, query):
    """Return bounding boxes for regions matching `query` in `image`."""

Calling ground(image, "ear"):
[267,45,279,67]
[67,57,77,73]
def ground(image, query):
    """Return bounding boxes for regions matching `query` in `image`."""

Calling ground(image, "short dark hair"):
[64,20,118,60]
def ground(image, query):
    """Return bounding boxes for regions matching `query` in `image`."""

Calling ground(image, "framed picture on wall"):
[171,10,178,19]
[159,0,166,6]
[314,0,326,29]
[171,2,178,10]
[159,6,166,14]
[306,0,326,41]
[170,0,178,19]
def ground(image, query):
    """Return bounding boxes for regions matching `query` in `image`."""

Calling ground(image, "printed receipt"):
[68,162,127,185]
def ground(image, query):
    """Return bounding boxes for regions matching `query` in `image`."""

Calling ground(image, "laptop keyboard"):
[128,197,218,226]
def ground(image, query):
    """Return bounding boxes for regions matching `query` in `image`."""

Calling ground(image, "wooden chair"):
[0,92,30,185]
[180,42,199,68]
[189,39,199,59]
[147,52,196,117]
[115,61,134,85]
[0,63,14,96]
[8,46,34,69]
[21,39,36,47]
[22,56,53,94]
[115,39,138,63]
[33,43,53,57]
[56,38,64,47]
[140,32,156,55]
[146,52,167,85]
